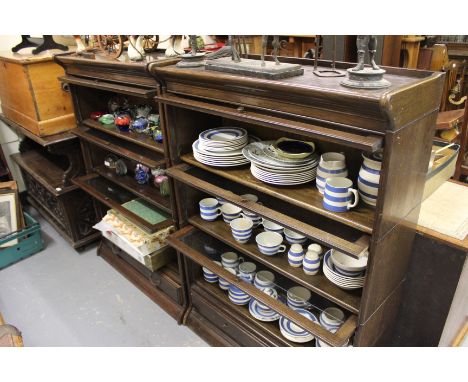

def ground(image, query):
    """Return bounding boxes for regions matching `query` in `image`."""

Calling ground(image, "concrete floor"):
[0,208,208,347]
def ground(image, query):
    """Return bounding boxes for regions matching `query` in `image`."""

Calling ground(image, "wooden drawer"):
[190,282,287,347]
[102,238,184,306]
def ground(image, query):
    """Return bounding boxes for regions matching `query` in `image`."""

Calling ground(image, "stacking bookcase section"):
[187,215,361,314]
[155,93,384,153]
[56,52,186,321]
[168,226,357,347]
[168,162,371,256]
[152,56,445,346]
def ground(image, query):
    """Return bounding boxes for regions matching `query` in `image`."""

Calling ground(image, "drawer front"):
[190,284,279,347]
[108,240,183,305]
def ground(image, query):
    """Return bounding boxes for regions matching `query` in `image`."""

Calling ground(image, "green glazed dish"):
[272,138,315,159]
[98,114,115,125]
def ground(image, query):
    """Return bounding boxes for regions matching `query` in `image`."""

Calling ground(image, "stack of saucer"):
[243,141,319,185]
[193,127,250,167]
[279,308,318,343]
[323,250,366,290]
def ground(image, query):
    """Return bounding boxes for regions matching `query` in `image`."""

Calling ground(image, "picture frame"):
[0,188,21,247]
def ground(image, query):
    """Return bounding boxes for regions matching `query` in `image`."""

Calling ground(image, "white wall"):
[0,35,25,190]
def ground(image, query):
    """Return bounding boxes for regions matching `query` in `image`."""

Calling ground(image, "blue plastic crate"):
[0,212,44,269]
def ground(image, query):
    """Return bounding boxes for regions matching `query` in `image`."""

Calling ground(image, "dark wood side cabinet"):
[55,52,187,321]
[150,56,444,346]
[2,114,100,249]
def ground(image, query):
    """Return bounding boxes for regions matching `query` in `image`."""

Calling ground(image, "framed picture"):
[0,189,20,247]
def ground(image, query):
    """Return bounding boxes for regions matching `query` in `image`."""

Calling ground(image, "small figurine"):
[135,164,150,185]
[352,35,379,72]
[148,114,160,127]
[261,35,282,67]
[134,105,152,119]
[153,129,163,143]
[228,35,241,63]
[131,117,149,132]
[108,96,130,114]
[90,111,105,120]
[115,114,131,132]
[115,159,128,176]
[98,114,115,125]
[341,35,390,89]
[128,35,145,61]
[165,35,184,57]
[152,168,170,196]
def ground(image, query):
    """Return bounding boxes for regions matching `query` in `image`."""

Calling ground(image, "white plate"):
[251,166,317,179]
[252,163,318,174]
[193,140,246,156]
[248,299,280,322]
[243,141,319,169]
[199,127,247,142]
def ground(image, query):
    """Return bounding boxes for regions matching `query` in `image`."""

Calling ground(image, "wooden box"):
[0,52,75,136]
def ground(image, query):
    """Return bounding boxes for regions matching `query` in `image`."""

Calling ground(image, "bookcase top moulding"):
[151,56,445,134]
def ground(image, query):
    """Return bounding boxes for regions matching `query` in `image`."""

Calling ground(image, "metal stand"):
[11,35,68,55]
[313,36,345,78]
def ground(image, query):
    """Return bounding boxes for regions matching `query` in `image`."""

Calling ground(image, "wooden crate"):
[0,52,75,136]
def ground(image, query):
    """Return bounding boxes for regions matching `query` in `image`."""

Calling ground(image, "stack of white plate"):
[323,250,366,290]
[243,141,319,185]
[193,127,250,167]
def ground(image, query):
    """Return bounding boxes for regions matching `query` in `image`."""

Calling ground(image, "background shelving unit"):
[56,52,186,321]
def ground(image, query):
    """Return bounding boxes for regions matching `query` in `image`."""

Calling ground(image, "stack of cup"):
[319,307,345,331]
[202,260,222,283]
[228,262,257,306]
[219,267,236,291]
[254,270,275,291]
[238,262,257,283]
[221,203,243,223]
[219,252,243,290]
[287,286,312,310]
[241,194,262,228]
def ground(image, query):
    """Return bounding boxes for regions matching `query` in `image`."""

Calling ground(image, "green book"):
[121,198,169,225]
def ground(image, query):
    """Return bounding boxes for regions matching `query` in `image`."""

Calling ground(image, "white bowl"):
[331,249,368,272]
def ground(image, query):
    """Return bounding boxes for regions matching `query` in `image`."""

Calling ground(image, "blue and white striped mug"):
[220,203,243,223]
[199,198,221,221]
[202,261,222,283]
[323,177,359,213]
[230,218,253,244]
[228,284,251,305]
